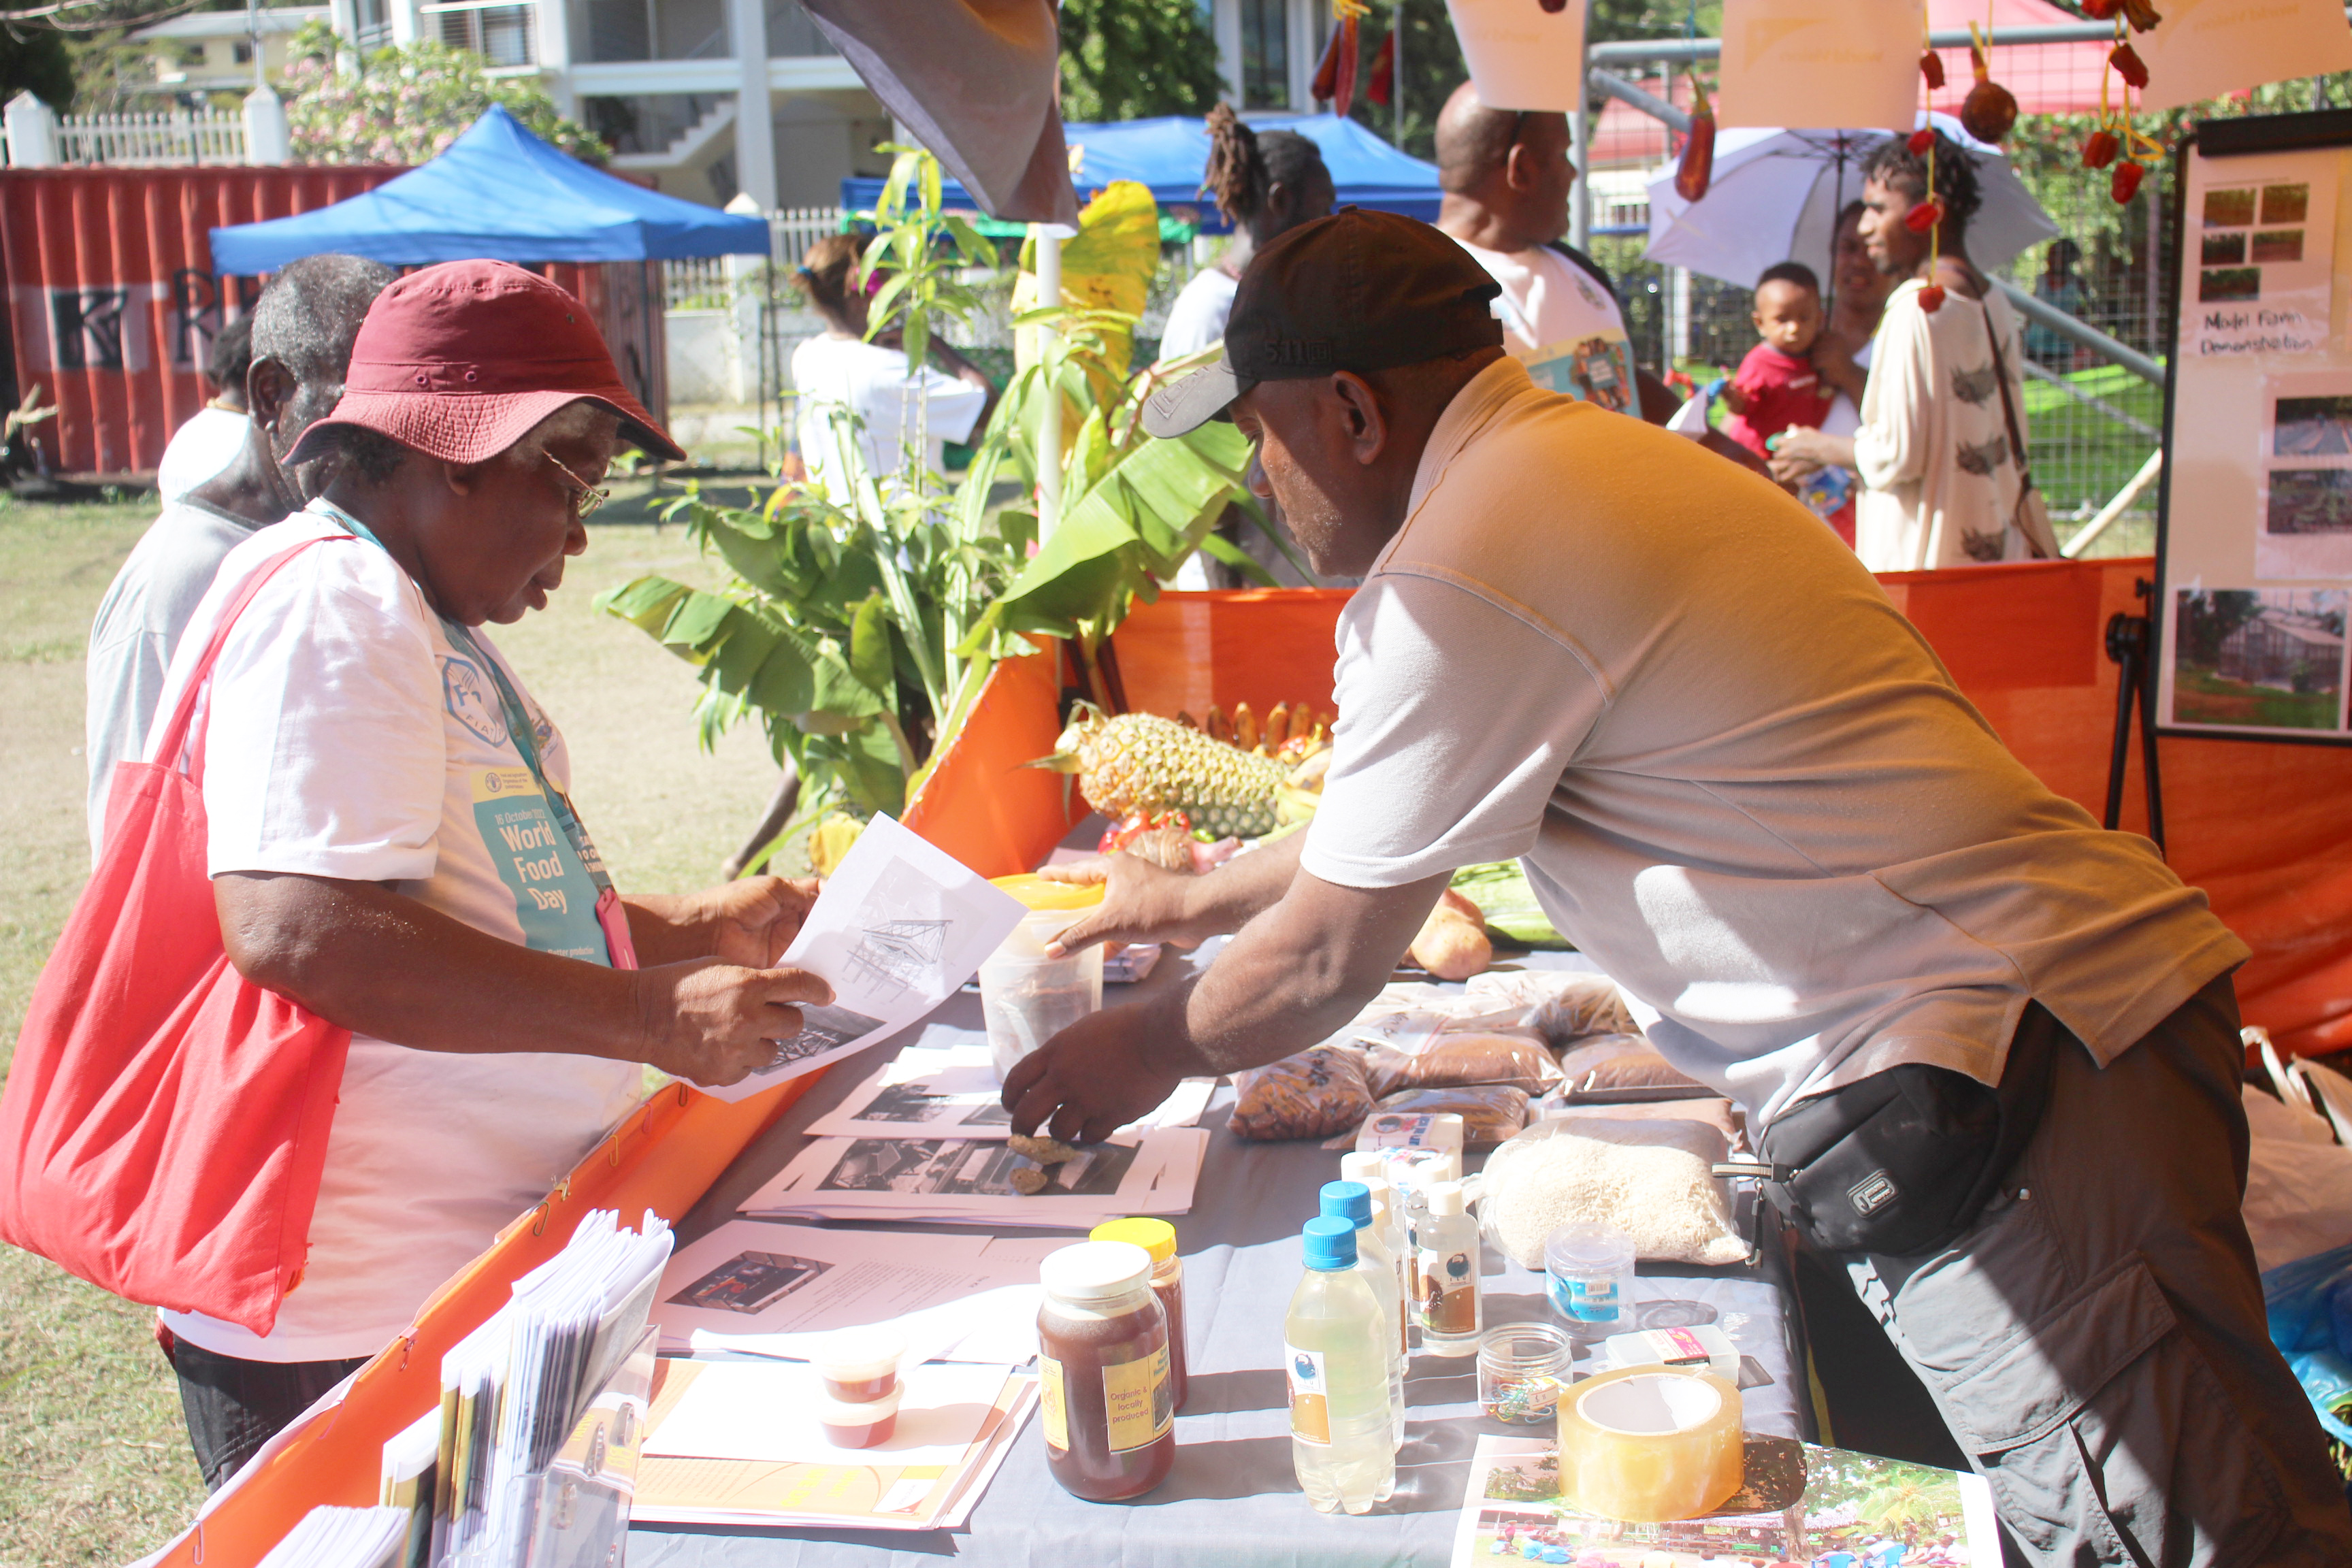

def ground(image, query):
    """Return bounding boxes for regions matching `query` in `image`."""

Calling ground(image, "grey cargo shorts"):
[1845,974,2352,1566]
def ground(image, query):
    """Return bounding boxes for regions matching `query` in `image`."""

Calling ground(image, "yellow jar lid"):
[1089,1217,1177,1262]
[989,873,1107,912]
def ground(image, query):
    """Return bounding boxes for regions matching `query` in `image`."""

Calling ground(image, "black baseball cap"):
[1141,208,1505,438]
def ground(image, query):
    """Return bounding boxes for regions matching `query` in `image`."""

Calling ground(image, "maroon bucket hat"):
[286,259,685,466]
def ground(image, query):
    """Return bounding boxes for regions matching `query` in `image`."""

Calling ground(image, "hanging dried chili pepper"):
[2109,42,2149,91]
[1959,24,2019,144]
[2080,0,2119,16]
[2112,160,2145,202]
[1906,127,1936,154]
[2119,0,2162,31]
[1539,0,1569,12]
[2082,128,2120,168]
[1904,195,1946,233]
[1675,72,1716,202]
[1367,29,1395,107]
[1920,48,1945,91]
[1918,135,1946,314]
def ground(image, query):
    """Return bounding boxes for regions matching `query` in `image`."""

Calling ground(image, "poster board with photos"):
[2157,110,2352,743]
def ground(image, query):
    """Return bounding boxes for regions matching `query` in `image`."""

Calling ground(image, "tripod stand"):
[2103,578,2166,853]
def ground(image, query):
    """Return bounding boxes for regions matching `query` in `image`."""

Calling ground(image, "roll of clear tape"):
[1556,1365,1743,1522]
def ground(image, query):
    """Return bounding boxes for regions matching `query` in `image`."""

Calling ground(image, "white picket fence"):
[55,110,248,167]
[663,207,844,308]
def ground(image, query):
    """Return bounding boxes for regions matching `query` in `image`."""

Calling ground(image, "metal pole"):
[1392,0,1405,148]
[1569,24,1590,250]
[1034,226,1063,538]
[1995,279,2166,389]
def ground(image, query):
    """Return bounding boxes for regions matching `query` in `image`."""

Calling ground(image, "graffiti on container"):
[169,269,261,369]
[48,289,132,371]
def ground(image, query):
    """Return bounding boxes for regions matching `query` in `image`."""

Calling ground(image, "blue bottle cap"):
[1319,1180,1372,1230]
[1302,1215,1358,1271]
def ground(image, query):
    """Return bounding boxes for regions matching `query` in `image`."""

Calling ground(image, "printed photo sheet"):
[805,1042,1215,1142]
[740,1126,1209,1226]
[651,1218,1064,1364]
[704,815,1025,1104]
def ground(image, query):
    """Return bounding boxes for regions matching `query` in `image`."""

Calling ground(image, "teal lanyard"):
[318,502,617,901]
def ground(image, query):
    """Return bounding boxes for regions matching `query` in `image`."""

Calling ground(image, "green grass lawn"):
[2021,363,2165,519]
[0,491,779,1565]
[2172,664,2344,731]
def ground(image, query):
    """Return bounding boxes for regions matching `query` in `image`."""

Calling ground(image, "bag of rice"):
[1365,1085,1530,1147]
[1482,1116,1748,1267]
[1364,1026,1564,1098]
[1227,1045,1374,1141]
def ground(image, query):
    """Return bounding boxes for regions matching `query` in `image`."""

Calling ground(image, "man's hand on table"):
[1000,998,1190,1145]
[634,958,835,1088]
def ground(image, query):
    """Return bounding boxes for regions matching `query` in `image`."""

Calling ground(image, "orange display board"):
[142,1077,813,1568]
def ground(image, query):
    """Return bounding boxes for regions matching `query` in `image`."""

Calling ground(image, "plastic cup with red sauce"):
[811,1326,907,1448]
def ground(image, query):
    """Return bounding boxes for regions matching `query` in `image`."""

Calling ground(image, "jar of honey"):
[1036,1240,1176,1501]
[1088,1218,1188,1411]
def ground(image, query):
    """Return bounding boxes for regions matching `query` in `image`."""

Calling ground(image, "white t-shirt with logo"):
[148,501,642,1362]
[791,334,990,506]
[1451,239,1639,416]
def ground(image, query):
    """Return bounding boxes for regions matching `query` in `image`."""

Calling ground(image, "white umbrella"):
[1642,111,2059,293]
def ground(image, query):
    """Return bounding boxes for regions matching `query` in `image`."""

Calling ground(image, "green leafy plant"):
[595,151,1253,864]
[278,22,606,165]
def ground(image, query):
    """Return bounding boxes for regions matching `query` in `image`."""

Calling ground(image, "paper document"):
[740,1126,1208,1228]
[651,1219,1056,1364]
[805,1042,1214,1142]
[632,1360,1036,1531]
[644,1360,1011,1466]
[705,814,1026,1104]
[1448,1433,1998,1568]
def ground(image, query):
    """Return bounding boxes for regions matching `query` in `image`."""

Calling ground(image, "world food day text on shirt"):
[701,815,1026,1104]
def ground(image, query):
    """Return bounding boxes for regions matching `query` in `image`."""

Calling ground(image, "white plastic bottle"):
[1286,1216,1397,1514]
[1413,1180,1483,1356]
[1340,1154,1414,1354]
[1320,1181,1406,1469]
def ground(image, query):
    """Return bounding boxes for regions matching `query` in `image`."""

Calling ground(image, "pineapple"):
[1032,704,1300,840]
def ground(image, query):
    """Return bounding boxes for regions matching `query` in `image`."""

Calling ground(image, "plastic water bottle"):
[1413,1180,1483,1356]
[1286,1217,1397,1514]
[1320,1181,1407,1470]
[1339,1154,1413,1354]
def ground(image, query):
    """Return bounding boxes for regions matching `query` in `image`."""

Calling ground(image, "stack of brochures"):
[427,1209,673,1568]
[255,1506,410,1568]
[630,1358,1038,1532]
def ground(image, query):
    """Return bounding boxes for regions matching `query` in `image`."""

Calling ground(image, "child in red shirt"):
[1720,261,1835,461]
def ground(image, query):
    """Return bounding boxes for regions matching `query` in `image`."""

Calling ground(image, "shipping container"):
[1,166,672,478]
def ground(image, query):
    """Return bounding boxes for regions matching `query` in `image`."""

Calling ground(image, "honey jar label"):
[1284,1343,1330,1446]
[1101,1345,1173,1453]
[1039,1355,1068,1452]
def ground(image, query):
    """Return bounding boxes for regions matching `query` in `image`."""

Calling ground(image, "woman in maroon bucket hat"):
[140,260,834,1487]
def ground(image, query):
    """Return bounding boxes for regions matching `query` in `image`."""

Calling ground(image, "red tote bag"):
[0,537,354,1337]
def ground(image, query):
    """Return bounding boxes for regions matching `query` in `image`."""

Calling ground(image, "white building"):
[303,0,1330,211]
[131,7,330,96]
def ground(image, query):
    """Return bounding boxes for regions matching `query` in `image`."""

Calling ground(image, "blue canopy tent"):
[207,103,772,272]
[837,113,1441,234]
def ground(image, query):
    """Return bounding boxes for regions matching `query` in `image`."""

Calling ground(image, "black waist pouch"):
[1754,1002,2064,1258]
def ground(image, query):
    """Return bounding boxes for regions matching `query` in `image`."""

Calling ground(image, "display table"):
[634,947,1810,1566]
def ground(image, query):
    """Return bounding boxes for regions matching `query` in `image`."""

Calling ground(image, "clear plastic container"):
[981,879,1107,1082]
[1544,1222,1636,1335]
[810,1325,905,1403]
[1477,1320,1573,1425]
[1287,1218,1397,1514]
[817,1386,901,1448]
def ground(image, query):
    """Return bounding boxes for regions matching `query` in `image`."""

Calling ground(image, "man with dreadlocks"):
[1158,105,1335,364]
[1771,130,2057,569]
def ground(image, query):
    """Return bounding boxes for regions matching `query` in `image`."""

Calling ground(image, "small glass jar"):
[1477,1320,1574,1426]
[1544,1221,1635,1333]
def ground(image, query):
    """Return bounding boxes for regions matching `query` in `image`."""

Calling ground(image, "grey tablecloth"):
[633,949,1810,1568]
